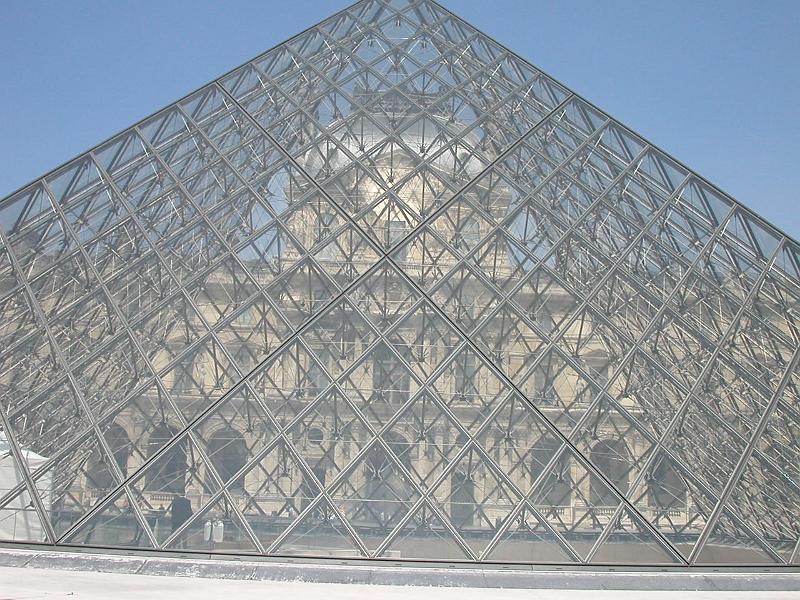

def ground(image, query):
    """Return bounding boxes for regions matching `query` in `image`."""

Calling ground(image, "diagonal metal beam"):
[689,346,800,563]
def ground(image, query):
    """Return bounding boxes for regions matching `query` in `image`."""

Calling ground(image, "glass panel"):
[590,506,681,565]
[32,429,122,539]
[378,499,470,560]
[63,487,155,549]
[0,485,48,543]
[695,509,781,565]
[429,441,523,558]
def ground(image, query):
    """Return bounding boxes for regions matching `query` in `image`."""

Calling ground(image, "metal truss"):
[0,0,798,567]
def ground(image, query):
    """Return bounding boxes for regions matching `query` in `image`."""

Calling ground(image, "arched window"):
[316,211,339,260]
[648,458,688,511]
[299,428,336,517]
[362,433,412,527]
[386,220,407,259]
[448,432,475,528]
[455,216,481,251]
[308,427,324,445]
[372,342,409,404]
[144,424,186,494]
[86,424,130,491]
[300,464,329,516]
[450,470,475,528]
[453,350,477,402]
[590,439,629,506]
[306,346,330,399]
[530,439,572,509]
[208,427,248,492]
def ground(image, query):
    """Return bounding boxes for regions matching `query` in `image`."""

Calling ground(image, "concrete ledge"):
[0,547,799,591]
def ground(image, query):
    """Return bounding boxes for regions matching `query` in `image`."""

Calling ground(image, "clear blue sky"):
[1,0,798,239]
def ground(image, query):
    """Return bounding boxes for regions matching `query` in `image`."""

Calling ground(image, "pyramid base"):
[0,544,799,591]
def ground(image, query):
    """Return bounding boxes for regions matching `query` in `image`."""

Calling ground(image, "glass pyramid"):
[0,0,798,567]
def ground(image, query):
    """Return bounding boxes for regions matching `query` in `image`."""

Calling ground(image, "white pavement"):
[0,567,799,600]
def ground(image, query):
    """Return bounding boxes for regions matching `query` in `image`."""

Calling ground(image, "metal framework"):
[0,0,798,567]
